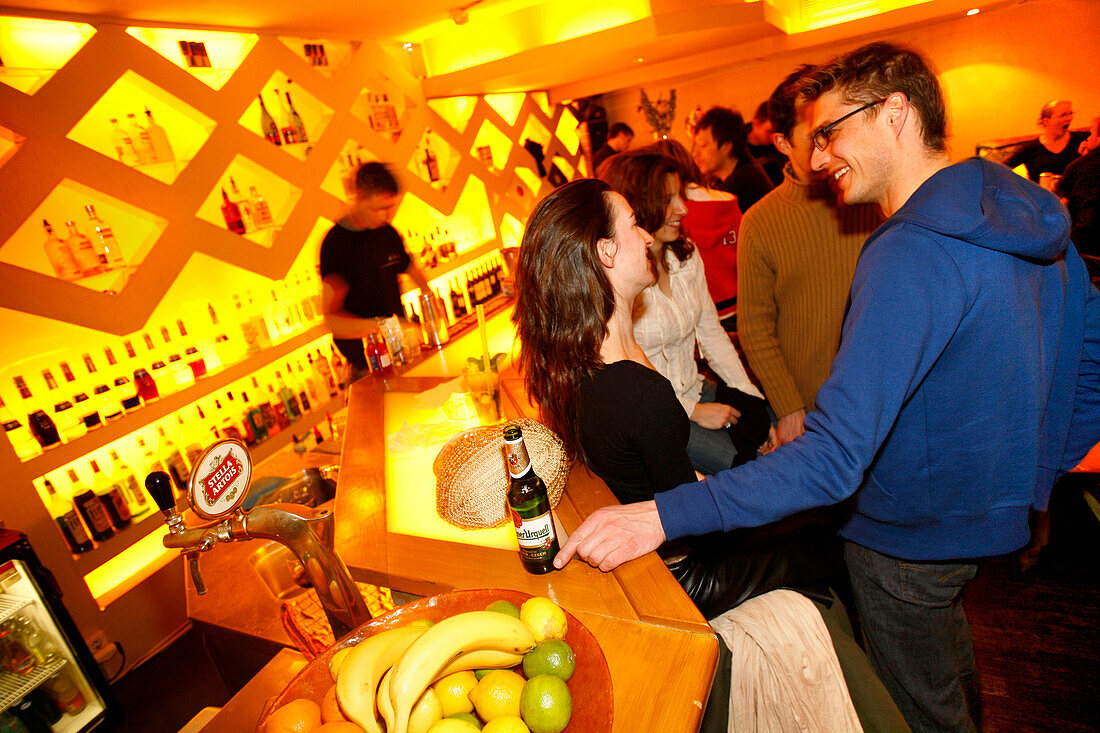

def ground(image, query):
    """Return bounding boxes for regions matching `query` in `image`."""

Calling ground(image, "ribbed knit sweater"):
[737,168,882,417]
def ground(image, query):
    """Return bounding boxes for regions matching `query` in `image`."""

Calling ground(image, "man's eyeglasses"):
[812,99,887,151]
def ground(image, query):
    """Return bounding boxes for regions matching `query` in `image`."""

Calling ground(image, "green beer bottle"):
[503,423,560,574]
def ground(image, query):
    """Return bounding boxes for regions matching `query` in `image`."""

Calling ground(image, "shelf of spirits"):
[407,127,459,190]
[470,119,514,175]
[65,70,216,185]
[321,140,376,202]
[350,77,413,144]
[0,16,96,95]
[124,26,257,91]
[427,96,479,135]
[195,155,299,246]
[277,36,359,78]
[239,73,333,161]
[0,179,166,294]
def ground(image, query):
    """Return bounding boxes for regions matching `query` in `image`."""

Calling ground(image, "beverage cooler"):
[0,529,115,732]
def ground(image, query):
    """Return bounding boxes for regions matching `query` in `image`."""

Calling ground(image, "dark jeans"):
[844,541,981,733]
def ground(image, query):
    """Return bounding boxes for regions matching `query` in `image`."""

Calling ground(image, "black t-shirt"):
[577,360,695,504]
[717,159,774,214]
[1004,131,1089,181]
[319,221,411,367]
[593,143,617,172]
[748,141,784,187]
[1059,149,1100,259]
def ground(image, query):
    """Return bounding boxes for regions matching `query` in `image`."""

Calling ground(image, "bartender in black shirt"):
[320,162,431,382]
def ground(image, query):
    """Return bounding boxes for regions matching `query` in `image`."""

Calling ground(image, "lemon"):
[329,647,351,682]
[409,687,444,733]
[482,717,530,733]
[426,719,482,733]
[519,598,567,643]
[434,670,478,717]
[469,669,526,721]
[522,640,575,682]
[520,675,571,733]
[447,712,483,729]
[486,600,521,618]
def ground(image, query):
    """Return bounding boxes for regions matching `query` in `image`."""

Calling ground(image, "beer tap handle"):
[145,471,176,513]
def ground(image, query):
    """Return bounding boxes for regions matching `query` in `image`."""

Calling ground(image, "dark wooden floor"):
[963,487,1100,732]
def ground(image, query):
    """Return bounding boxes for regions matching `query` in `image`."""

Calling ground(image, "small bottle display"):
[41,219,81,281]
[275,372,303,420]
[109,117,139,166]
[285,83,308,143]
[258,93,281,146]
[424,129,441,183]
[90,460,131,530]
[126,112,154,165]
[503,423,560,574]
[1,395,40,460]
[143,106,175,162]
[85,205,126,270]
[220,187,246,235]
[64,220,104,277]
[68,468,114,542]
[13,376,60,451]
[42,478,92,553]
[275,87,298,144]
[109,449,150,518]
[249,185,274,228]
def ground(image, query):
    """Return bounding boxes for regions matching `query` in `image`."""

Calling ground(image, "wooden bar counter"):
[333,304,720,732]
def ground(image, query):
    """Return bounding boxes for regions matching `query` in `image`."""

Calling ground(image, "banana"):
[336,625,427,733]
[436,649,524,678]
[388,611,536,733]
[378,665,396,731]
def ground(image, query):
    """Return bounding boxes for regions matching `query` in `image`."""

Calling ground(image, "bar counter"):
[333,304,720,732]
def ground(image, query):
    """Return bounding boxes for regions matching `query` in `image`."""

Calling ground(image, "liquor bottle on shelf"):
[83,353,122,422]
[126,112,154,165]
[424,129,441,183]
[186,346,207,380]
[136,437,171,491]
[41,219,81,281]
[241,391,267,443]
[13,376,60,451]
[309,351,337,397]
[213,396,244,443]
[220,187,246,235]
[296,359,324,407]
[64,220,104,277]
[266,382,292,428]
[258,94,281,146]
[228,177,255,232]
[450,280,467,319]
[85,205,125,271]
[285,83,308,143]
[274,88,298,144]
[156,426,191,495]
[234,294,261,356]
[503,423,560,574]
[90,459,131,530]
[109,118,140,166]
[105,347,141,414]
[286,361,313,411]
[192,42,211,68]
[41,369,82,443]
[41,478,92,553]
[143,107,175,163]
[249,185,274,228]
[108,449,150,518]
[1,395,40,460]
[247,291,274,348]
[252,376,280,437]
[168,353,194,391]
[275,371,303,420]
[150,360,172,395]
[67,468,113,542]
[133,366,158,403]
[177,40,195,67]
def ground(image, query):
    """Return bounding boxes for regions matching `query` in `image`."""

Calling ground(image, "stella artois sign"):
[189,439,252,520]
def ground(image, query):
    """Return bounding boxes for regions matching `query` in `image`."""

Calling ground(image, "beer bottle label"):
[513,510,555,553]
[110,489,132,521]
[62,512,90,544]
[85,501,111,533]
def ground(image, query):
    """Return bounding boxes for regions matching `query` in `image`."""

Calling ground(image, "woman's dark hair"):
[648,138,703,186]
[513,179,616,465]
[599,149,694,266]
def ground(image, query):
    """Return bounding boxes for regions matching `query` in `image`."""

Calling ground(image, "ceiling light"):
[636,57,644,63]
[966,8,980,15]
[403,42,413,51]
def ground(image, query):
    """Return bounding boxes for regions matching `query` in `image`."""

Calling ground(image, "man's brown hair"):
[800,42,948,152]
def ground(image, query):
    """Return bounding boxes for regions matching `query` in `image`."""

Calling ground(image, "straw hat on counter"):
[434,418,570,529]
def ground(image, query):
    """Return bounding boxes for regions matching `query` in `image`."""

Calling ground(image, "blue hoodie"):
[655,158,1100,561]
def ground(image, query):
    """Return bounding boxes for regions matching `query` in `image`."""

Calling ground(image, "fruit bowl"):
[257,588,614,732]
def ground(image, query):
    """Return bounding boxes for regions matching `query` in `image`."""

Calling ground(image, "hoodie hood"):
[886,157,1071,262]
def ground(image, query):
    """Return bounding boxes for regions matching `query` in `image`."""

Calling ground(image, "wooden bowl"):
[257,588,613,732]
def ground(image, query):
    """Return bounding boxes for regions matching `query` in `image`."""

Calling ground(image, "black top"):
[577,360,695,504]
[1059,148,1100,259]
[716,159,774,214]
[319,221,411,367]
[1004,131,1089,182]
[592,143,618,172]
[748,141,785,187]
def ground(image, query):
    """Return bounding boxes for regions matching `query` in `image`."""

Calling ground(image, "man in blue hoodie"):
[555,42,1100,732]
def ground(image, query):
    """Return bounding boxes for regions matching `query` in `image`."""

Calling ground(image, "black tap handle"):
[145,471,176,512]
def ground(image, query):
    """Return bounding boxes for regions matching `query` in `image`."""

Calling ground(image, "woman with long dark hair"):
[599,148,769,475]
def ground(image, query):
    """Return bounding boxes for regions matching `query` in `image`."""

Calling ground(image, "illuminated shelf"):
[470,119,513,175]
[554,107,581,156]
[350,76,415,144]
[239,72,333,160]
[406,128,459,191]
[0,16,96,94]
[278,35,359,78]
[427,96,478,135]
[0,124,25,172]
[195,155,300,247]
[484,93,526,127]
[321,139,377,202]
[0,178,166,293]
[65,70,215,185]
[14,325,331,480]
[404,237,502,295]
[125,26,257,90]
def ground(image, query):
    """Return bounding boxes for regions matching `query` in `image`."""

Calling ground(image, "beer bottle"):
[503,424,559,574]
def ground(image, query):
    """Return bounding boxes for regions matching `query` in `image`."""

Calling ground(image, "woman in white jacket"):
[600,148,770,474]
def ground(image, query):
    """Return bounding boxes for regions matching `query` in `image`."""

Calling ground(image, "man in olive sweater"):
[738,65,881,447]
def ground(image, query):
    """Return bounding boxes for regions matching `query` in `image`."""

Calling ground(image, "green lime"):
[519,675,571,733]
[485,600,521,618]
[447,712,483,729]
[474,669,492,680]
[522,640,575,682]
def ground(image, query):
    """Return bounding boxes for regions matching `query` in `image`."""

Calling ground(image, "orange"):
[320,685,347,723]
[266,698,322,733]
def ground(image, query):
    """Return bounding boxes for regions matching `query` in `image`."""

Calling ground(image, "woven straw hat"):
[434,418,570,529]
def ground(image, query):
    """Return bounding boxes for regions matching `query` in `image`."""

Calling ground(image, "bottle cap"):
[152,361,166,369]
[93,385,110,395]
[185,347,199,356]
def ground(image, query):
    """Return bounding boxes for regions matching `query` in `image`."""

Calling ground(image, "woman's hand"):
[690,402,741,430]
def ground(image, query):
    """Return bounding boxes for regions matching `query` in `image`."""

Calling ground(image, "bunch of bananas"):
[332,610,537,733]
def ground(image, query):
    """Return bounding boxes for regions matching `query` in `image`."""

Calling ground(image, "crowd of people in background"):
[515,40,1100,733]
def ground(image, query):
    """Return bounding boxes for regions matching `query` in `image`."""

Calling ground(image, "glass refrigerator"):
[0,528,115,731]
